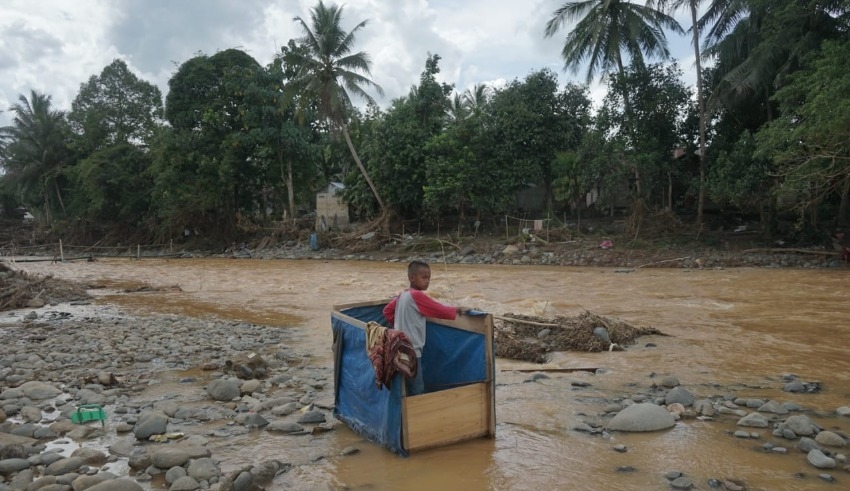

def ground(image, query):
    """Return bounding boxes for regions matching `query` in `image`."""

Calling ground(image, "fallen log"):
[501,367,598,373]
[740,248,839,256]
[493,315,559,328]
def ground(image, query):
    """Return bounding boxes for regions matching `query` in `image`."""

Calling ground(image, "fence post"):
[137,245,140,260]
[505,216,508,240]
[59,239,64,262]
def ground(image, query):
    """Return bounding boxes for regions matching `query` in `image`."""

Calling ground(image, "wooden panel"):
[403,383,489,452]
[334,300,490,335]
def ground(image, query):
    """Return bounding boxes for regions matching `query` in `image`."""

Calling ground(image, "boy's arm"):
[409,289,458,320]
[383,296,398,324]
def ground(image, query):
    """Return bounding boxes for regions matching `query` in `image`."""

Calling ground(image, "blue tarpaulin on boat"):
[331,303,487,456]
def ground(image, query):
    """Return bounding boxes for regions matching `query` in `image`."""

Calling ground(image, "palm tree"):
[0,90,71,223]
[544,0,682,83]
[544,0,682,196]
[649,0,709,227]
[463,84,491,115]
[287,0,387,214]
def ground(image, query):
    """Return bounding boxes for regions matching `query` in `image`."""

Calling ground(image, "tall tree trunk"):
[616,53,641,198]
[839,173,850,227]
[340,122,386,214]
[667,171,673,211]
[692,3,707,230]
[286,159,295,220]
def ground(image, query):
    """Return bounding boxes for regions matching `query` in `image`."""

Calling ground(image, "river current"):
[13,258,850,491]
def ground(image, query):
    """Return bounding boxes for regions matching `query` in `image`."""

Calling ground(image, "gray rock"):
[837,406,850,417]
[659,376,680,388]
[758,400,788,414]
[297,410,326,424]
[207,379,240,401]
[72,473,119,490]
[267,421,305,434]
[664,387,695,406]
[798,437,821,453]
[786,414,817,436]
[272,401,298,416]
[807,449,836,469]
[240,379,262,395]
[85,478,145,491]
[18,381,61,400]
[150,446,211,469]
[134,411,168,439]
[166,465,187,484]
[241,412,269,428]
[186,457,219,481]
[108,438,137,457]
[44,456,84,475]
[0,458,31,474]
[815,431,847,447]
[169,476,200,490]
[737,413,769,428]
[607,403,675,432]
[71,448,107,466]
[671,477,693,489]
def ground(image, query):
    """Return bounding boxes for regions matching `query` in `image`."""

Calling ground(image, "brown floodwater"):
[11,258,850,491]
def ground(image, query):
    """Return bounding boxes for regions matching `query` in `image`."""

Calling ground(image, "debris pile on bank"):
[0,262,90,311]
[494,311,666,363]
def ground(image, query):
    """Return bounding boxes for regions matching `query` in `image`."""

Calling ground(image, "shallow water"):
[11,258,850,490]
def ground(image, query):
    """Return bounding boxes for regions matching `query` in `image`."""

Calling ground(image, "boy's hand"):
[456,306,470,315]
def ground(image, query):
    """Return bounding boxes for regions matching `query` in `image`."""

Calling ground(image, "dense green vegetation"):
[1,0,849,246]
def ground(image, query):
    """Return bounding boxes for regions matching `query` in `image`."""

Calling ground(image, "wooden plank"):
[331,311,368,330]
[403,383,488,452]
[334,300,489,335]
[483,313,496,436]
[334,300,388,311]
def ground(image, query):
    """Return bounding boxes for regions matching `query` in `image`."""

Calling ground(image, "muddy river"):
[12,258,850,491]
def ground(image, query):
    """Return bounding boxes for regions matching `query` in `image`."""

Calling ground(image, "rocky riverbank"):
[2,299,850,490]
[215,234,848,270]
[0,307,341,491]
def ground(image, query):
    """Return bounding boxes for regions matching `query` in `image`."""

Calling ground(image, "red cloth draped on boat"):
[365,321,417,390]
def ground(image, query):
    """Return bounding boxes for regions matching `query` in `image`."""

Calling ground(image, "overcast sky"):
[1,0,700,127]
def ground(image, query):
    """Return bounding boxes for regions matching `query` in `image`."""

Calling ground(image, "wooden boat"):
[331,300,496,455]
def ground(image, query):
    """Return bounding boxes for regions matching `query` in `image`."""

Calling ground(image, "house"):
[316,182,350,230]
[514,183,545,213]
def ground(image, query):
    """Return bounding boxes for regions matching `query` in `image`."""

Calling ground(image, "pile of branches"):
[0,262,90,312]
[495,311,667,363]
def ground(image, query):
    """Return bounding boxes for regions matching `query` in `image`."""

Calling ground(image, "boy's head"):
[407,260,431,291]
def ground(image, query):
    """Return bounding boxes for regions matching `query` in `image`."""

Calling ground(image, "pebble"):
[0,313,315,490]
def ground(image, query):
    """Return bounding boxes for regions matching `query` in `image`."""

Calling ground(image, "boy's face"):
[408,266,431,291]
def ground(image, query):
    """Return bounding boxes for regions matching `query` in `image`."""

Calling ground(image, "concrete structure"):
[316,182,349,230]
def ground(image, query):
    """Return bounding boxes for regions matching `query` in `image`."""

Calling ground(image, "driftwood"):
[637,256,691,268]
[501,367,598,373]
[740,248,839,256]
[492,315,558,328]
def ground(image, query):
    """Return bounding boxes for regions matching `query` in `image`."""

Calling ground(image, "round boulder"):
[607,403,675,432]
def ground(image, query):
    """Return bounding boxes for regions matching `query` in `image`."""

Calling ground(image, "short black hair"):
[408,260,430,275]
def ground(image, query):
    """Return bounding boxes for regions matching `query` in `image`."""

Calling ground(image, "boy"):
[383,260,468,396]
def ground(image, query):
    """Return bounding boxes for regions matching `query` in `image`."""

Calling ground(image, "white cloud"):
[0,0,700,125]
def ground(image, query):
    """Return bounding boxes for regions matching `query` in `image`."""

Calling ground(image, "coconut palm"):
[700,0,848,114]
[287,0,386,214]
[0,90,71,223]
[649,0,709,226]
[544,0,683,197]
[544,0,683,84]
